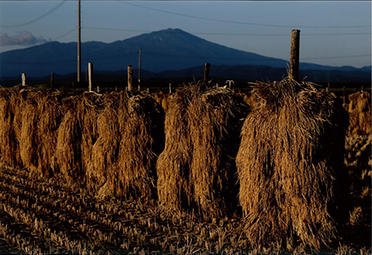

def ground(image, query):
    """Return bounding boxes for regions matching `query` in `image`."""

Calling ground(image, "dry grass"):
[151,91,174,112]
[36,92,64,176]
[347,91,371,135]
[0,86,25,167]
[157,86,193,213]
[157,83,249,219]
[0,87,64,176]
[87,92,121,191]
[236,77,346,250]
[342,133,371,248]
[9,87,26,167]
[54,93,101,181]
[161,93,174,112]
[239,90,258,109]
[52,90,165,200]
[19,90,43,173]
[53,97,78,180]
[85,91,165,201]
[0,83,369,254]
[79,93,104,179]
[116,92,165,200]
[349,206,363,226]
[0,161,369,254]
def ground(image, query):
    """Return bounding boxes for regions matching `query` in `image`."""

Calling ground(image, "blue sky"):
[0,1,371,68]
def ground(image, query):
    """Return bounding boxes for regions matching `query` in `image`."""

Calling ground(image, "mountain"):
[1,28,286,78]
[0,28,370,83]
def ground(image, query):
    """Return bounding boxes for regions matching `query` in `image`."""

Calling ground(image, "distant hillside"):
[0,28,370,83]
[0,28,286,78]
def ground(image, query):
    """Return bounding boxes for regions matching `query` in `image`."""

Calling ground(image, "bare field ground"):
[0,164,252,254]
[0,152,370,255]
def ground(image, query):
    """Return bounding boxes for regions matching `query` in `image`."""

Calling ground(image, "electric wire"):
[0,1,66,28]
[121,2,371,29]
[54,27,78,40]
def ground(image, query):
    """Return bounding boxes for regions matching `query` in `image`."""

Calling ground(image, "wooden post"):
[88,62,93,92]
[169,83,172,94]
[226,80,235,90]
[289,29,300,81]
[127,65,133,92]
[50,73,54,89]
[21,73,26,86]
[77,0,81,83]
[203,63,210,85]
[138,48,141,91]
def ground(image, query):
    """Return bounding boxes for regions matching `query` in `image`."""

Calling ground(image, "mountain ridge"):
[0,28,370,82]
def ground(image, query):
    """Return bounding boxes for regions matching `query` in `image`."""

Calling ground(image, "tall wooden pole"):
[138,48,141,91]
[77,0,81,83]
[289,29,300,81]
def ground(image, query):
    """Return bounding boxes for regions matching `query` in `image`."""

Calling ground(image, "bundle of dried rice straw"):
[0,86,23,166]
[236,77,347,250]
[86,91,165,201]
[157,83,249,219]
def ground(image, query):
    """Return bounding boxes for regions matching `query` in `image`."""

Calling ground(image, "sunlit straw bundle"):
[79,93,103,176]
[19,90,44,173]
[236,77,345,250]
[0,86,23,166]
[157,83,249,219]
[11,88,27,167]
[36,91,64,176]
[88,92,121,193]
[116,92,165,200]
[151,91,173,112]
[54,92,102,181]
[347,91,371,135]
[87,91,164,200]
[156,86,193,212]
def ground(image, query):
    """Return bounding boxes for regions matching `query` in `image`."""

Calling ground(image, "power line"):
[121,2,371,29]
[54,27,78,40]
[0,1,66,28]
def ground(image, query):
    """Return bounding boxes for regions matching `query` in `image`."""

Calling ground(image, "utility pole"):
[138,48,141,91]
[77,0,81,83]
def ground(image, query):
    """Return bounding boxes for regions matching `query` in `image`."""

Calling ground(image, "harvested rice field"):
[0,164,251,254]
[0,81,370,254]
[0,156,370,254]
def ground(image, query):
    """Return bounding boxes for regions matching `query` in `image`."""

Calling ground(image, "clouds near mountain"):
[0,31,49,46]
